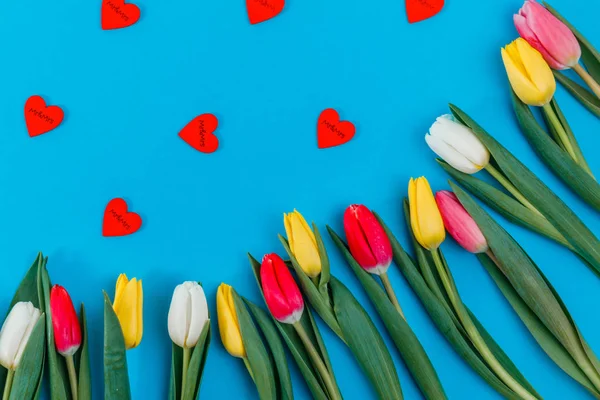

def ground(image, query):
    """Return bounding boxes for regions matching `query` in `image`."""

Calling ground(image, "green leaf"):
[451,183,600,383]
[328,227,449,400]
[511,91,600,211]
[279,236,343,339]
[477,254,600,398]
[168,344,183,400]
[182,322,211,400]
[553,72,600,118]
[371,215,524,400]
[78,304,92,400]
[245,300,294,400]
[231,289,277,400]
[313,224,331,291]
[41,264,70,400]
[103,291,131,400]
[10,316,46,400]
[329,277,404,400]
[248,254,329,400]
[450,104,600,271]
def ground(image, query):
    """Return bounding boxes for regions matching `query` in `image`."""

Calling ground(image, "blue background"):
[1,0,599,398]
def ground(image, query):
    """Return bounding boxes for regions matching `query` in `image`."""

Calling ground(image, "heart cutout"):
[102,0,140,30]
[178,114,219,153]
[246,0,284,25]
[317,109,355,149]
[103,198,142,237]
[406,0,444,23]
[24,96,64,137]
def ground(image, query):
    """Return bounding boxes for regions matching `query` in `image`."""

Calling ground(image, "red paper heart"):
[406,0,444,23]
[246,0,284,25]
[103,198,142,237]
[317,109,355,149]
[24,96,64,137]
[101,0,140,30]
[178,114,219,153]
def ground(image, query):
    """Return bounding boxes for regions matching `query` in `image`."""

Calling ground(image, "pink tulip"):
[435,191,488,254]
[514,0,580,70]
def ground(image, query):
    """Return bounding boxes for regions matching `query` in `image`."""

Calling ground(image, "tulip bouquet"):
[278,210,407,399]
[449,183,600,398]
[217,283,293,400]
[167,282,211,400]
[103,274,143,399]
[429,104,600,277]
[501,1,600,211]
[325,206,447,400]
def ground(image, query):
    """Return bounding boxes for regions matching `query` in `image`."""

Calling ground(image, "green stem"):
[181,347,191,399]
[574,63,600,99]
[2,370,14,400]
[379,272,405,319]
[431,250,539,400]
[542,103,579,163]
[65,355,78,400]
[293,322,342,400]
[485,164,543,216]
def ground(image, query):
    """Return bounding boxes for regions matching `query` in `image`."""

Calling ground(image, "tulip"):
[436,191,488,254]
[216,283,245,358]
[168,281,209,349]
[501,38,556,107]
[50,285,81,357]
[260,254,304,324]
[408,177,446,250]
[0,302,41,370]
[284,210,322,278]
[113,274,143,349]
[425,114,490,174]
[514,0,580,70]
[343,204,392,275]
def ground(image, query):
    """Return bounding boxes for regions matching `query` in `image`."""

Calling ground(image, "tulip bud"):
[284,210,322,278]
[260,254,304,324]
[0,302,42,370]
[501,38,556,107]
[435,191,489,254]
[216,283,246,358]
[343,204,392,275]
[514,0,580,70]
[50,285,82,357]
[408,177,446,250]
[425,114,490,174]
[113,274,143,349]
[168,281,209,349]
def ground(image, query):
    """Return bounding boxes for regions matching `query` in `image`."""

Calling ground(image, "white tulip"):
[168,282,209,348]
[425,114,490,174]
[0,302,42,370]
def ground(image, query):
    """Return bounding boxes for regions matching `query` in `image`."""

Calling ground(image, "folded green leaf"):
[10,316,46,400]
[372,214,525,400]
[511,92,600,211]
[450,104,600,272]
[245,300,294,400]
[103,291,131,400]
[182,322,211,400]
[78,304,92,400]
[452,182,600,393]
[477,253,600,398]
[231,289,277,400]
[328,227,448,400]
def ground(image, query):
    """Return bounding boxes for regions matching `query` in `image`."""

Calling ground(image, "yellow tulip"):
[216,284,246,358]
[501,38,556,106]
[284,210,322,278]
[408,177,446,250]
[113,274,143,349]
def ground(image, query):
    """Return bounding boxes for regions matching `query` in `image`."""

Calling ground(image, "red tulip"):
[260,254,304,324]
[435,191,488,254]
[343,205,392,275]
[50,285,82,357]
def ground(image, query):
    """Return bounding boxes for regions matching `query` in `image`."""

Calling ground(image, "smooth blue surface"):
[1,0,599,399]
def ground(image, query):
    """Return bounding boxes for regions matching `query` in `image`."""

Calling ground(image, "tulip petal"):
[0,302,42,369]
[167,284,189,348]
[436,191,488,254]
[429,116,490,168]
[425,133,481,174]
[355,205,392,271]
[261,255,304,324]
[515,14,566,70]
[113,274,129,311]
[516,38,556,100]
[186,283,208,348]
[344,206,379,270]
[217,284,245,358]
[135,280,143,348]
[409,178,445,250]
[113,278,141,349]
[284,211,321,278]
